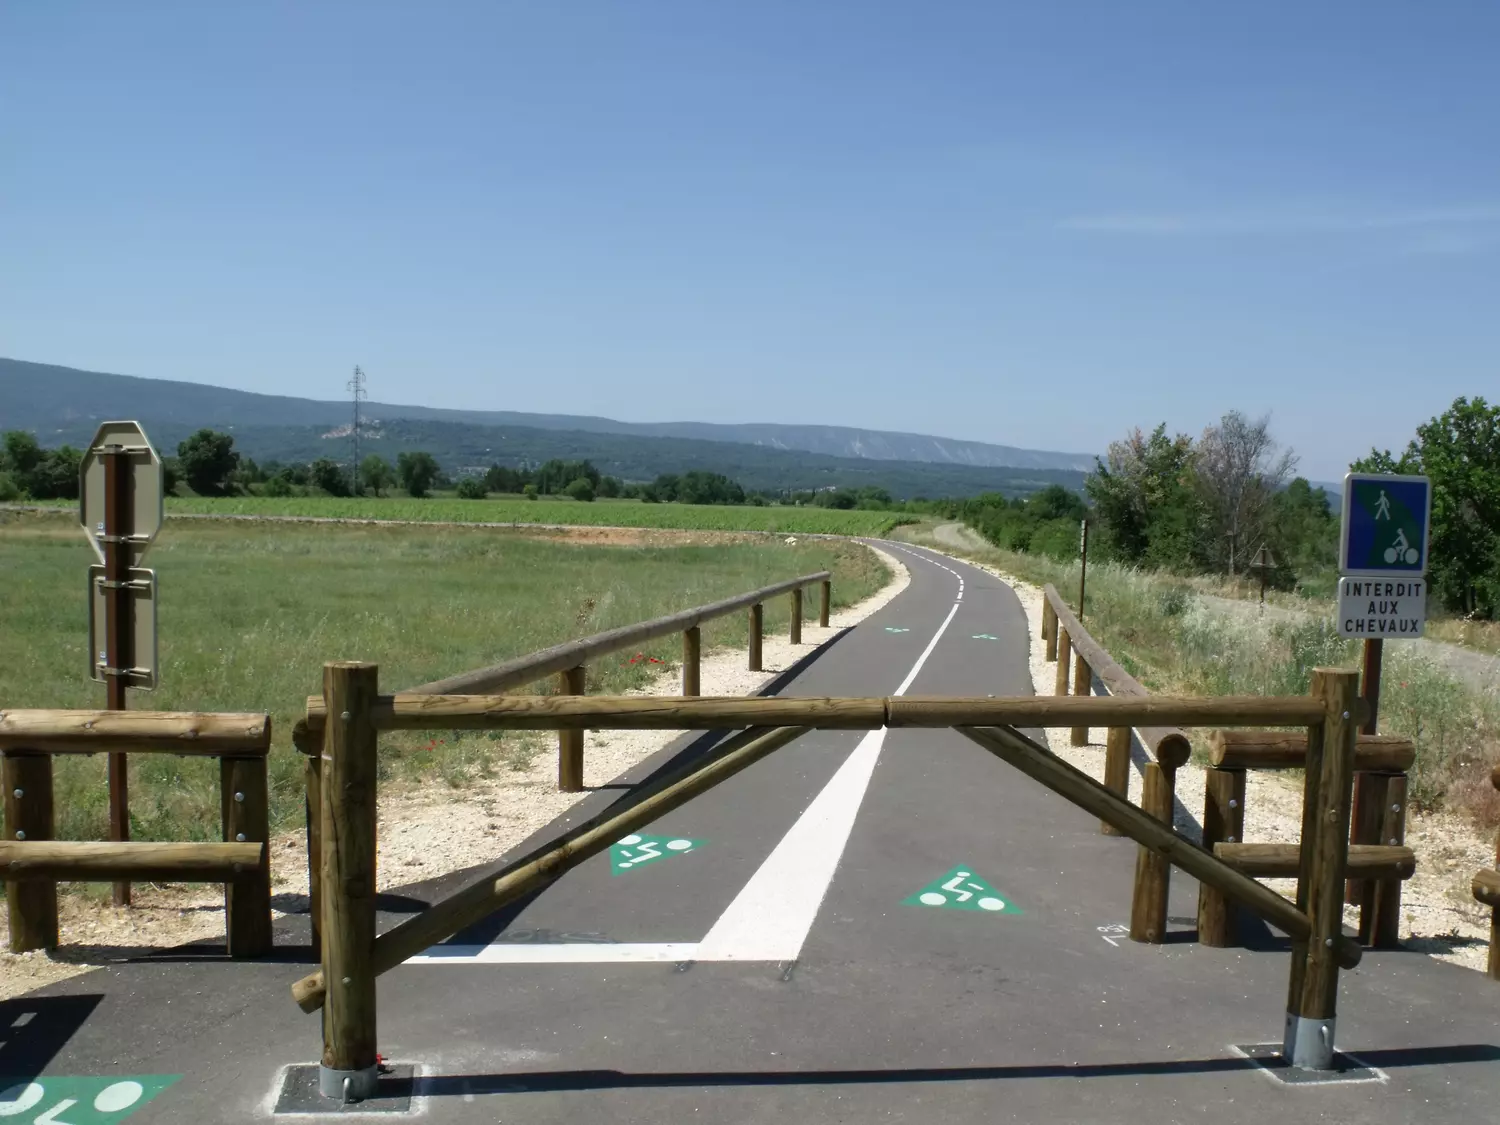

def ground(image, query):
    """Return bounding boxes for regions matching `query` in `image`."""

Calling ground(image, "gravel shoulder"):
[0,543,912,1000]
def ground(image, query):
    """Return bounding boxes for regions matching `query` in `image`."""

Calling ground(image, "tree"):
[0,472,19,502]
[455,477,488,499]
[396,451,440,498]
[1085,424,1204,569]
[2,431,43,480]
[522,483,539,500]
[597,475,623,498]
[310,458,352,497]
[564,477,596,502]
[262,473,294,498]
[161,457,180,495]
[1354,396,1500,617]
[360,455,394,497]
[27,445,82,500]
[177,429,240,496]
[1193,411,1297,575]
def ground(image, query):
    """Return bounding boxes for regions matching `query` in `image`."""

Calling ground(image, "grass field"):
[142,495,918,536]
[901,525,1500,826]
[0,510,889,850]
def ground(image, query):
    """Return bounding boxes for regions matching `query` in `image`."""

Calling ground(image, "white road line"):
[411,943,699,964]
[413,558,964,967]
[694,601,960,961]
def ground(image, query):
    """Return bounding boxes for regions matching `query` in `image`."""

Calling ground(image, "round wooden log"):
[1129,762,1172,943]
[889,696,1323,732]
[293,723,812,1014]
[819,580,831,628]
[681,628,701,698]
[3,752,58,953]
[556,666,585,793]
[1209,730,1415,772]
[1472,868,1500,909]
[1198,767,1247,947]
[1053,628,1071,697]
[1099,726,1132,836]
[223,755,272,958]
[1492,764,1500,792]
[1070,652,1091,746]
[1214,843,1415,880]
[0,841,264,881]
[0,710,271,756]
[319,662,380,1078]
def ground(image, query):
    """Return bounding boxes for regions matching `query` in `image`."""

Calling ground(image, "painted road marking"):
[904,866,1020,914]
[418,600,963,966]
[1098,923,1128,947]
[971,633,997,641]
[883,627,909,633]
[611,834,699,874]
[0,1076,176,1123]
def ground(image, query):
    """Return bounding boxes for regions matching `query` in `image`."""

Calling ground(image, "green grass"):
[903,526,1500,825]
[148,495,916,536]
[0,510,889,849]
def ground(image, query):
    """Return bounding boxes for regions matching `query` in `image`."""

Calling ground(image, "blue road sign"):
[1340,473,1431,577]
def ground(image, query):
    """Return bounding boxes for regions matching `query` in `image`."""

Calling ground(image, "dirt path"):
[930,521,989,552]
[0,543,912,1000]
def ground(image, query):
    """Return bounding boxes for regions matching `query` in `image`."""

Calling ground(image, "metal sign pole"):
[1078,519,1089,623]
[102,445,132,906]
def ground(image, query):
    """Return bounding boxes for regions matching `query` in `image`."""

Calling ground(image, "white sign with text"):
[1337,576,1427,639]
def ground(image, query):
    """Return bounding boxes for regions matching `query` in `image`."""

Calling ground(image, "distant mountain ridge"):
[0,358,1095,472]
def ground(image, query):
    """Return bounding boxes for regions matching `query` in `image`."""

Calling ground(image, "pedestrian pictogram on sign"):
[1340,473,1431,577]
[610,834,700,875]
[903,865,1021,913]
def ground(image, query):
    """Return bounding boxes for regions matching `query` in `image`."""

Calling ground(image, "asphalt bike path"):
[5,542,1500,1123]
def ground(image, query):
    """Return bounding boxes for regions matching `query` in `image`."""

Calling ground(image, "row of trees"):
[986,398,1496,619]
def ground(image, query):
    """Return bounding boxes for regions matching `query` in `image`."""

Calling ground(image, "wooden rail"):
[1199,725,1414,952]
[1209,731,1415,772]
[302,692,1333,733]
[294,658,1365,1083]
[293,569,835,951]
[1214,843,1416,880]
[1,709,273,957]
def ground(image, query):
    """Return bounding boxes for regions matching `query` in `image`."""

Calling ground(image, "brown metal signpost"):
[80,422,164,907]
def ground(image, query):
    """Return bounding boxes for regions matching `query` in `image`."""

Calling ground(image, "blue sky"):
[3,2,1496,480]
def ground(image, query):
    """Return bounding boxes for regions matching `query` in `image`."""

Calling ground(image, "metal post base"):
[319,1064,379,1103]
[1283,1013,1336,1070]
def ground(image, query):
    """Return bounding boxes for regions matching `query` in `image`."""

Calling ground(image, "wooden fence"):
[293,665,1364,1098]
[291,570,832,956]
[1039,583,1418,953]
[0,708,273,956]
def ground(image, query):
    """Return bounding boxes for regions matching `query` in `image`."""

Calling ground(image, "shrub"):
[564,477,596,502]
[522,484,538,500]
[455,478,488,500]
[0,471,20,502]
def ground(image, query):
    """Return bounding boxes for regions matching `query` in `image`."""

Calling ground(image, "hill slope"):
[0,358,1094,472]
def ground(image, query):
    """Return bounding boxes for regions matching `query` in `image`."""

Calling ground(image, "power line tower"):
[348,365,367,493]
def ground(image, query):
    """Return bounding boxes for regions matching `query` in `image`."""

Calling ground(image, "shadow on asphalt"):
[0,995,102,1081]
[388,1043,1500,1095]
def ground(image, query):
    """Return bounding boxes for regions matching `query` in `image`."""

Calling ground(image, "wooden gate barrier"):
[292,662,1366,1102]
[0,707,274,957]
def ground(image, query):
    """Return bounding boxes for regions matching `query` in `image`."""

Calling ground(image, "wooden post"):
[748,603,763,672]
[1198,767,1247,946]
[1360,772,1407,948]
[557,665,586,792]
[305,754,322,957]
[1129,762,1172,943]
[1284,668,1359,1070]
[1042,600,1057,661]
[790,587,803,645]
[1070,652,1091,746]
[1053,628,1071,697]
[1099,727,1131,836]
[222,754,272,958]
[319,662,380,1101]
[3,751,58,952]
[103,445,133,907]
[819,579,831,628]
[681,627,700,697]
